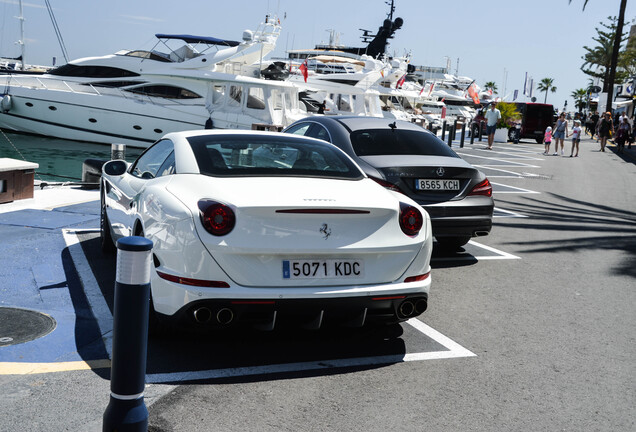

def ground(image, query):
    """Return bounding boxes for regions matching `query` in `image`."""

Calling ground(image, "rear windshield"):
[350,129,459,158]
[187,134,363,179]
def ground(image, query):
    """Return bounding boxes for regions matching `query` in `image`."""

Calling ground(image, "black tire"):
[436,236,471,250]
[100,188,115,254]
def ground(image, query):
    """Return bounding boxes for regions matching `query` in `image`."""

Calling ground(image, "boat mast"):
[17,0,25,70]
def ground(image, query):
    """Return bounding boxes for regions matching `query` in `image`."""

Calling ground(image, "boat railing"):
[4,74,200,107]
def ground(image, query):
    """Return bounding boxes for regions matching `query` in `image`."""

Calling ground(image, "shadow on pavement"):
[495,193,636,278]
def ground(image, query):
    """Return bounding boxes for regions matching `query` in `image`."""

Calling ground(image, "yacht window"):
[123,50,172,62]
[337,95,352,112]
[284,91,292,111]
[49,64,140,78]
[88,81,146,88]
[229,85,243,107]
[212,85,225,104]
[246,87,265,110]
[126,85,201,99]
[130,139,175,179]
[271,89,283,110]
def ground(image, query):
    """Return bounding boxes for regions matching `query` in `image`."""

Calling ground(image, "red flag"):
[299,60,308,83]
[428,82,435,96]
[419,86,425,96]
[396,74,406,89]
[467,83,480,104]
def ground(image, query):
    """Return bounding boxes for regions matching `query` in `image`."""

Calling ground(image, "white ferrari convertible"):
[101,130,432,330]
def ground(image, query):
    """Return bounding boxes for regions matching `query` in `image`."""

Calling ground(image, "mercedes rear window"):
[350,129,459,158]
[187,135,363,179]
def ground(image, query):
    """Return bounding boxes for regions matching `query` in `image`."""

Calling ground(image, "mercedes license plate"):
[282,259,363,279]
[416,179,460,191]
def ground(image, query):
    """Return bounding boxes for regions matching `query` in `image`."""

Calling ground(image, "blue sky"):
[1,0,634,111]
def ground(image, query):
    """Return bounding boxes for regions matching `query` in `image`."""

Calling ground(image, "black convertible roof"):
[155,34,240,47]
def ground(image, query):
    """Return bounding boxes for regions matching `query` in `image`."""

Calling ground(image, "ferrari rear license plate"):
[416,179,460,191]
[282,259,363,279]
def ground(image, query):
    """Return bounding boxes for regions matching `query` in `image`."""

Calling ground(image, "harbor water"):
[0,130,144,182]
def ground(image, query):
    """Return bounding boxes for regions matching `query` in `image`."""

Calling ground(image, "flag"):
[419,86,425,96]
[396,74,406,89]
[428,82,435,96]
[299,59,308,83]
[467,83,480,104]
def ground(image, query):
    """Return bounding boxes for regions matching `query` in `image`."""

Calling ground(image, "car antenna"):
[389,122,397,130]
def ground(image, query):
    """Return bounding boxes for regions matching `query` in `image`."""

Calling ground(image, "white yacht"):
[0,16,306,148]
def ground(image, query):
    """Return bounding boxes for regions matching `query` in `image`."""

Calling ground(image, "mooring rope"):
[0,127,45,182]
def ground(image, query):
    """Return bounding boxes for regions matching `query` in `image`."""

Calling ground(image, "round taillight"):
[198,200,235,236]
[399,203,423,236]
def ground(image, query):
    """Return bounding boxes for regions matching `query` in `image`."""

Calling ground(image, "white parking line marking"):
[473,166,527,177]
[457,151,543,162]
[145,319,476,383]
[468,241,520,260]
[494,208,528,218]
[490,182,540,194]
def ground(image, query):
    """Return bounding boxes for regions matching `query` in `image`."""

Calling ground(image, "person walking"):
[484,102,501,150]
[568,120,582,157]
[589,111,600,139]
[615,116,631,154]
[552,112,568,156]
[543,126,553,155]
[598,112,614,152]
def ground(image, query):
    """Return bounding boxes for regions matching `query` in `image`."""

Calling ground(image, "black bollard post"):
[441,121,447,141]
[460,122,466,148]
[453,120,458,140]
[478,121,483,142]
[448,125,454,147]
[103,236,153,432]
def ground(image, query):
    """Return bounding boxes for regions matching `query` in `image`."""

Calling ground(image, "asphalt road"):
[1,133,635,431]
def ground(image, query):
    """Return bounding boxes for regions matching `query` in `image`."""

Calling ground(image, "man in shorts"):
[484,102,501,150]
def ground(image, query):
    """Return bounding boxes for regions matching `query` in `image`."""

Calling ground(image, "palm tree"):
[484,81,498,94]
[570,0,628,114]
[537,78,557,104]
[571,88,588,112]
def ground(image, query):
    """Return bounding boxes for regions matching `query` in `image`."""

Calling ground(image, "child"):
[568,120,582,157]
[543,126,552,155]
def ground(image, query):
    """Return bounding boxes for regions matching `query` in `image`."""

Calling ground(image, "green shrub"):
[496,102,521,129]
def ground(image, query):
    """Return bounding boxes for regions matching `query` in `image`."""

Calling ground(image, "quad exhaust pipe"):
[193,307,234,325]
